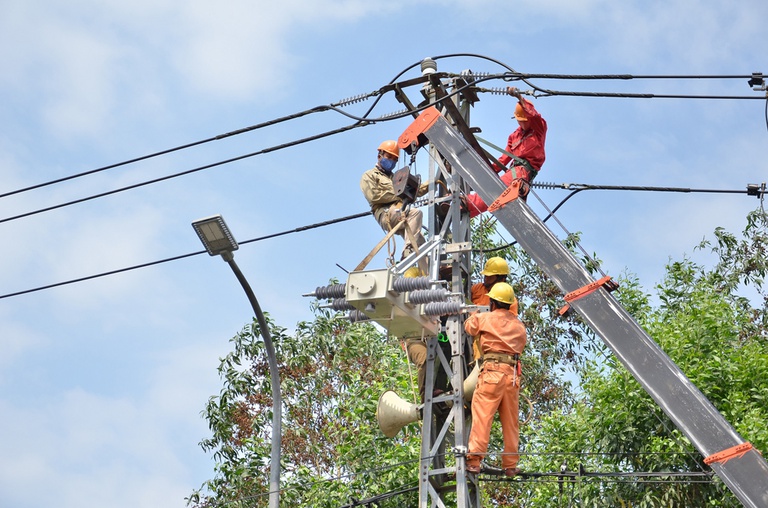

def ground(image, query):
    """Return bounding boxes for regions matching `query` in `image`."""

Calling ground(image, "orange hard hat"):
[514,102,528,121]
[378,140,399,158]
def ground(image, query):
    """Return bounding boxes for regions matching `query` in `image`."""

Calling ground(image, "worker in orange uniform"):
[471,257,512,309]
[360,140,428,263]
[464,282,527,476]
[465,87,547,217]
[470,257,517,364]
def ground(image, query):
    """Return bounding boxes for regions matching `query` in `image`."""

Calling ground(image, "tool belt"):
[479,352,519,368]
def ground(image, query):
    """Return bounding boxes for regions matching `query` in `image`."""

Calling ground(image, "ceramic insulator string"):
[314,283,346,300]
[423,301,463,316]
[407,289,450,304]
[348,310,370,322]
[392,276,432,292]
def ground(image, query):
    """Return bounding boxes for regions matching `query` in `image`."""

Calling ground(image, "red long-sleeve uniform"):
[465,99,547,217]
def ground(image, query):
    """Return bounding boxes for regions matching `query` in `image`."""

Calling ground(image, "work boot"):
[504,467,522,477]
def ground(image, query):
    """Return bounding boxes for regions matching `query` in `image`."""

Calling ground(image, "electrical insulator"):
[313,283,346,300]
[392,276,432,293]
[423,301,463,316]
[348,310,370,323]
[408,289,450,304]
[330,298,355,311]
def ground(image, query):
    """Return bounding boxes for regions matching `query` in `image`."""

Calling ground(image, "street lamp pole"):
[192,215,281,508]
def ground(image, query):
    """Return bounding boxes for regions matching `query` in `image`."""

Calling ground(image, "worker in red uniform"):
[464,282,527,477]
[465,87,547,217]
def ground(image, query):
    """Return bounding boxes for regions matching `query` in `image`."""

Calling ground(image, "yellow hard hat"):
[480,257,509,276]
[487,282,516,306]
[378,140,399,158]
[403,266,424,278]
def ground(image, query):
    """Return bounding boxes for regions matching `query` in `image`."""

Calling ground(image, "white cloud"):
[0,339,223,508]
[1,1,767,507]
[0,316,45,380]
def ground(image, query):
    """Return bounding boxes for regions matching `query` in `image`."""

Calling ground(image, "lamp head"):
[191,215,239,257]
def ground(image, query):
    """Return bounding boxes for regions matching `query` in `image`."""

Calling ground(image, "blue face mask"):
[379,157,397,173]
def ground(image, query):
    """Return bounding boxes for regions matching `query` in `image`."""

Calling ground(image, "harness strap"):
[476,134,537,177]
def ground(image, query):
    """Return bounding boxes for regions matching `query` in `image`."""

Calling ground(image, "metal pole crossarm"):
[398,105,768,508]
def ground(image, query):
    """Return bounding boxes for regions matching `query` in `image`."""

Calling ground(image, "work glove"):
[417,181,430,197]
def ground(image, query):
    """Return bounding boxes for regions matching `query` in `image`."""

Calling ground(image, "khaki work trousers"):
[466,362,520,470]
[377,206,425,256]
[406,339,428,403]
[406,338,451,403]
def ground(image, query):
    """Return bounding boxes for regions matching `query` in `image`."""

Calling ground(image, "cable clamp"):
[558,276,618,316]
[704,442,756,466]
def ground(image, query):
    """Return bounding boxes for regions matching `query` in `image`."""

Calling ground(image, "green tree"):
[518,209,768,507]
[187,300,422,507]
[190,208,768,507]
[188,215,589,507]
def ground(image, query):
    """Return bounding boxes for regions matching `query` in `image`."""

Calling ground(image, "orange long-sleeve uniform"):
[464,308,527,470]
[470,282,519,314]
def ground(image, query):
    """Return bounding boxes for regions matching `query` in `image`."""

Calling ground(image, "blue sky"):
[1,1,766,506]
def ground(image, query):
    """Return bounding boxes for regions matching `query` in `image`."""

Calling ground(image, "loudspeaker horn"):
[376,390,421,438]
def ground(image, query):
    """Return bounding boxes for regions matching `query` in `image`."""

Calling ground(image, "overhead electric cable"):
[0,210,371,300]
[478,181,764,254]
[2,178,762,300]
[502,73,760,80]
[0,122,366,225]
[3,58,761,225]
[526,90,763,100]
[3,53,761,207]
[536,181,767,196]
[0,106,341,200]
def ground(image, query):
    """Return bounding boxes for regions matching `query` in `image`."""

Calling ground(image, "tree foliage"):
[189,209,768,507]
[518,209,768,507]
[187,301,423,507]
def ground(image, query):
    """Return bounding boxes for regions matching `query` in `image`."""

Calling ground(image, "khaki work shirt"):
[360,166,400,223]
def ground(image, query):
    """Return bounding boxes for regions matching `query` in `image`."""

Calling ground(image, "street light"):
[191,214,281,508]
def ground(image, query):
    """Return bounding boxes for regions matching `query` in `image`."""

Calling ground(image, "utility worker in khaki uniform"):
[360,140,427,264]
[464,282,527,476]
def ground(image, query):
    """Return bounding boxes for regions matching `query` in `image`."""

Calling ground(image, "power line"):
[0,121,366,225]
[0,210,371,300]
[0,179,761,301]
[2,59,763,226]
[535,181,766,195]
[0,106,336,200]
[477,182,765,254]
